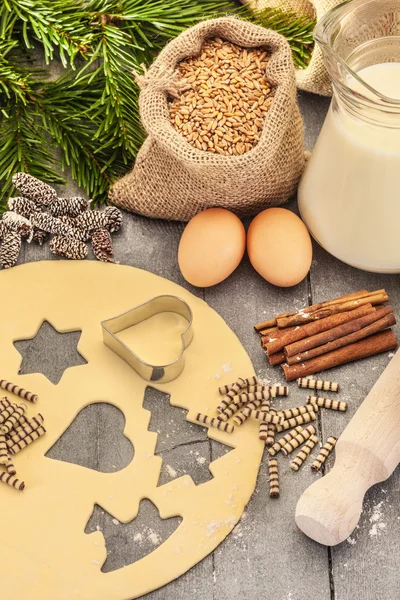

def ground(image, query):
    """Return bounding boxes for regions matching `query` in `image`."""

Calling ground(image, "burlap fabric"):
[240,0,343,96]
[109,17,305,222]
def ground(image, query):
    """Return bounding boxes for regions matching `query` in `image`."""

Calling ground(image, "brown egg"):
[178,208,246,287]
[247,208,312,287]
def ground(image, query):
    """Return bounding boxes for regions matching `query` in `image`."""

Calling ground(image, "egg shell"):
[178,208,246,287]
[247,208,312,287]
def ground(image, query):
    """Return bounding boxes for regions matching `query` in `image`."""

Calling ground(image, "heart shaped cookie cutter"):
[101,295,194,383]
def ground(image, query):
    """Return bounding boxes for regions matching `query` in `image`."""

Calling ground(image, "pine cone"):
[30,213,75,238]
[91,229,115,262]
[8,197,39,219]
[0,221,10,240]
[58,216,91,242]
[0,231,22,269]
[12,173,57,207]
[74,207,122,234]
[2,212,33,239]
[32,229,49,246]
[49,197,91,218]
[50,236,88,260]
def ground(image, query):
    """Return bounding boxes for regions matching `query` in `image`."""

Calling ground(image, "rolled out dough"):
[0,261,263,600]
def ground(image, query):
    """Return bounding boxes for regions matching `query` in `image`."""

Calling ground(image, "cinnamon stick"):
[286,311,396,365]
[258,326,279,337]
[265,304,375,356]
[261,325,298,347]
[285,305,393,358]
[268,351,286,366]
[281,330,398,381]
[254,290,369,331]
[277,291,388,328]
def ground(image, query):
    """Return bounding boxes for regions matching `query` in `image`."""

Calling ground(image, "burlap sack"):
[109,17,305,222]
[241,0,343,96]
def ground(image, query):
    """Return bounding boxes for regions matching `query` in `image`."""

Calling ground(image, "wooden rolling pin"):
[296,347,400,546]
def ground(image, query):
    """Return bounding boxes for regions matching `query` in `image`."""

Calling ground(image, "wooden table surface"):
[13,91,400,600]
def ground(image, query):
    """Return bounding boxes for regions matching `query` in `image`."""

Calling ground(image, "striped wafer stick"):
[265,422,276,446]
[0,397,11,411]
[217,379,247,411]
[257,398,271,441]
[9,426,47,455]
[0,433,8,464]
[218,388,270,413]
[307,396,348,412]
[0,379,38,403]
[218,389,268,413]
[217,396,235,413]
[218,401,245,422]
[268,458,279,498]
[233,390,272,404]
[8,414,44,438]
[281,425,317,456]
[268,425,304,456]
[276,404,317,420]
[297,378,339,392]
[0,404,15,425]
[6,457,16,476]
[276,411,316,432]
[245,385,270,393]
[1,403,27,434]
[311,436,337,471]
[0,472,25,491]
[7,417,45,447]
[225,377,249,399]
[246,409,283,425]
[270,385,289,397]
[233,399,262,426]
[194,413,234,434]
[259,407,276,442]
[217,376,258,396]
[291,435,319,471]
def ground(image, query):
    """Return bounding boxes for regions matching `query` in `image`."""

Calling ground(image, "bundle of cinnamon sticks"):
[254,290,398,381]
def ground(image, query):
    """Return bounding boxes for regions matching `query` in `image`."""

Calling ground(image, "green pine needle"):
[245,6,316,69]
[0,0,315,208]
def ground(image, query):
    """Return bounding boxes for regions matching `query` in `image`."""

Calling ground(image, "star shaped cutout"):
[14,320,87,384]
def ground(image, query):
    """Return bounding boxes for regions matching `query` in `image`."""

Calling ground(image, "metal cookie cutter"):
[101,295,194,383]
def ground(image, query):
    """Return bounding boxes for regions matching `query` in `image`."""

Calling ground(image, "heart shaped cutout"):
[46,402,134,472]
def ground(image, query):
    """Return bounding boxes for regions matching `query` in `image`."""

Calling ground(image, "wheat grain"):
[168,38,274,156]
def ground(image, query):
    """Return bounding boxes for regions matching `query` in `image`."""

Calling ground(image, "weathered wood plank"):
[205,230,331,599]
[309,243,400,600]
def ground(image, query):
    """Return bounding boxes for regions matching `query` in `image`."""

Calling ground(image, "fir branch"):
[0,99,63,208]
[2,0,93,67]
[0,0,316,208]
[33,72,127,200]
[245,6,316,69]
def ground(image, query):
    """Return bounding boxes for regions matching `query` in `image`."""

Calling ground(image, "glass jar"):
[298,0,400,273]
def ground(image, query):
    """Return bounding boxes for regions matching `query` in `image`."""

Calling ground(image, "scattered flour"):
[221,362,232,373]
[148,531,161,545]
[368,500,386,538]
[206,520,223,536]
[347,536,356,545]
[112,519,119,525]
[214,373,222,381]
[388,352,395,359]
[96,525,101,532]
[92,559,101,566]
[196,455,207,466]
[206,517,238,537]
[133,533,143,542]
[166,464,177,478]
